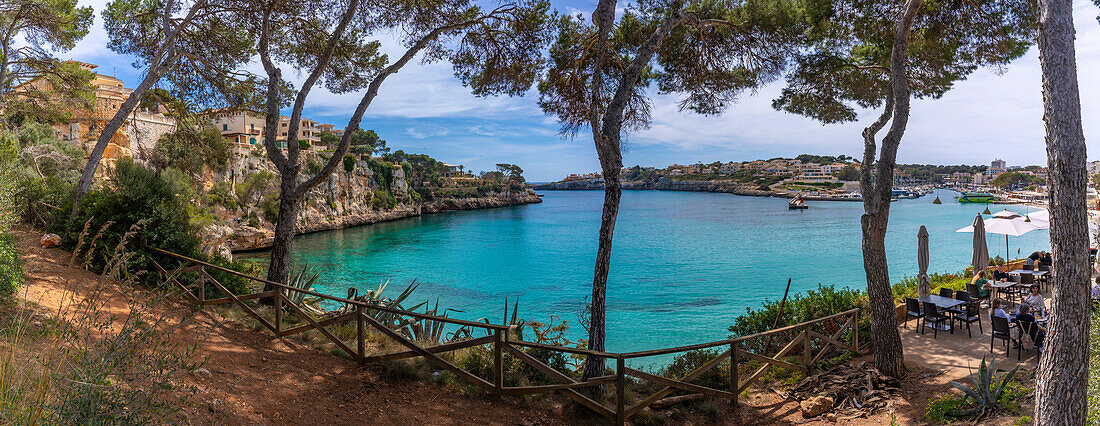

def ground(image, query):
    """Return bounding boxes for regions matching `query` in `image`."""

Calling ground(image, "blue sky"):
[60,0,1100,182]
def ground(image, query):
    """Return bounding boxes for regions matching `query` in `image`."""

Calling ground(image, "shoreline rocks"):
[222,191,542,253]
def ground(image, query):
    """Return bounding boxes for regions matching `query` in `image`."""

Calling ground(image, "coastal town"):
[543,156,1083,205]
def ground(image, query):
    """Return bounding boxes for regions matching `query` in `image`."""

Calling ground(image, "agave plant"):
[356,279,427,332]
[407,298,465,345]
[285,265,320,306]
[949,356,1020,418]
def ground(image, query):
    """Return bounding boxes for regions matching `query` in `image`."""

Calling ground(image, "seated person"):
[1024,285,1044,309]
[1092,276,1100,299]
[1026,251,1041,268]
[1014,304,1046,351]
[972,271,991,298]
[990,299,1008,320]
[1039,252,1053,266]
[992,269,1009,281]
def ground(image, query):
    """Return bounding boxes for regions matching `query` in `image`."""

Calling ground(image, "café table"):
[916,295,966,331]
[990,281,1018,305]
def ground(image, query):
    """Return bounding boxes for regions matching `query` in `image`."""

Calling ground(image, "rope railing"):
[147,246,863,425]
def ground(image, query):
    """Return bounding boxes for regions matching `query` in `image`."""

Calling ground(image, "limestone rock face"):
[228,226,274,252]
[200,224,236,261]
[202,149,542,253]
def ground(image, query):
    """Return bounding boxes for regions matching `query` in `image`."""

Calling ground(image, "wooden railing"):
[147,248,863,425]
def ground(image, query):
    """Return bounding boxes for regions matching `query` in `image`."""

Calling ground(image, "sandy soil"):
[14,227,564,425]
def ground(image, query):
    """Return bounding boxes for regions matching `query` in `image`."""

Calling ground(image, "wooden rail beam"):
[362,336,494,363]
[361,311,495,392]
[200,270,275,333]
[738,349,804,373]
[501,343,614,419]
[279,312,357,337]
[737,334,803,395]
[626,348,731,417]
[501,375,616,395]
[150,260,200,304]
[281,293,357,358]
[201,290,279,306]
[624,368,736,400]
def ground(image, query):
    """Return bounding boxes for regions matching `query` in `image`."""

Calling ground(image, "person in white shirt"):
[1023,285,1044,309]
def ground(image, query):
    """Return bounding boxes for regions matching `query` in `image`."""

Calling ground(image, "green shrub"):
[298,140,311,150]
[371,190,396,210]
[259,191,280,222]
[728,284,868,355]
[306,158,323,175]
[207,181,237,210]
[59,158,253,294]
[343,154,355,173]
[0,233,22,298]
[925,392,969,424]
[661,349,730,391]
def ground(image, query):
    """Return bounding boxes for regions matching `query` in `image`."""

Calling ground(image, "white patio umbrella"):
[957,210,1039,263]
[1026,209,1098,232]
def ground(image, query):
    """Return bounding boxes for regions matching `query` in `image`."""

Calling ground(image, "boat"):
[956,192,996,203]
[788,197,808,210]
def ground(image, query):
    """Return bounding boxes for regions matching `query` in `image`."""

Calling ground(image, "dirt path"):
[14,228,563,425]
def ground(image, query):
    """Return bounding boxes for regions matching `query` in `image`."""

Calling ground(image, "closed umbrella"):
[968,214,989,275]
[917,225,931,297]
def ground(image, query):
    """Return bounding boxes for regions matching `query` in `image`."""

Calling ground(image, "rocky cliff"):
[201,148,542,258]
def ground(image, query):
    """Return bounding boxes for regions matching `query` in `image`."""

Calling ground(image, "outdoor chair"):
[990,316,1015,356]
[904,297,924,331]
[922,301,952,338]
[952,300,982,338]
[967,283,988,305]
[939,288,953,298]
[1022,264,1034,271]
[948,290,971,317]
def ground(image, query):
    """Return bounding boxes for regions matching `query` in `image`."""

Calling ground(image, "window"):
[222,124,228,131]
[250,123,255,131]
[249,137,256,145]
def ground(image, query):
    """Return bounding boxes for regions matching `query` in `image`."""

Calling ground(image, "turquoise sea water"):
[285,189,1050,353]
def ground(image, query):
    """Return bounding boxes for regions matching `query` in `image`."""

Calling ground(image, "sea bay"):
[285,189,1051,353]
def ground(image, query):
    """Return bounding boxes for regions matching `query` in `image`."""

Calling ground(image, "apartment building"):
[15,62,176,162]
[207,109,333,150]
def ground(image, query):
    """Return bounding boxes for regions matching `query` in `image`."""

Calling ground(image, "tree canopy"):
[0,0,95,121]
[771,0,1037,123]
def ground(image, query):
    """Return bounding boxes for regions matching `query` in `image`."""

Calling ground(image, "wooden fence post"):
[357,308,366,363]
[616,356,626,426]
[802,325,811,371]
[730,342,739,407]
[852,310,860,353]
[275,293,283,337]
[197,268,206,303]
[493,329,503,397]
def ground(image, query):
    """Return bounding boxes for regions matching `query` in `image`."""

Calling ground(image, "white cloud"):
[405,126,450,139]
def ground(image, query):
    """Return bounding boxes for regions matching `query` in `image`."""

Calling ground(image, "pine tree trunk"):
[582,164,621,380]
[1034,0,1090,421]
[861,208,905,377]
[266,174,302,288]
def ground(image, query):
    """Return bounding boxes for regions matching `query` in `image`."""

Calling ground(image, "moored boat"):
[789,197,808,210]
[956,192,995,203]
